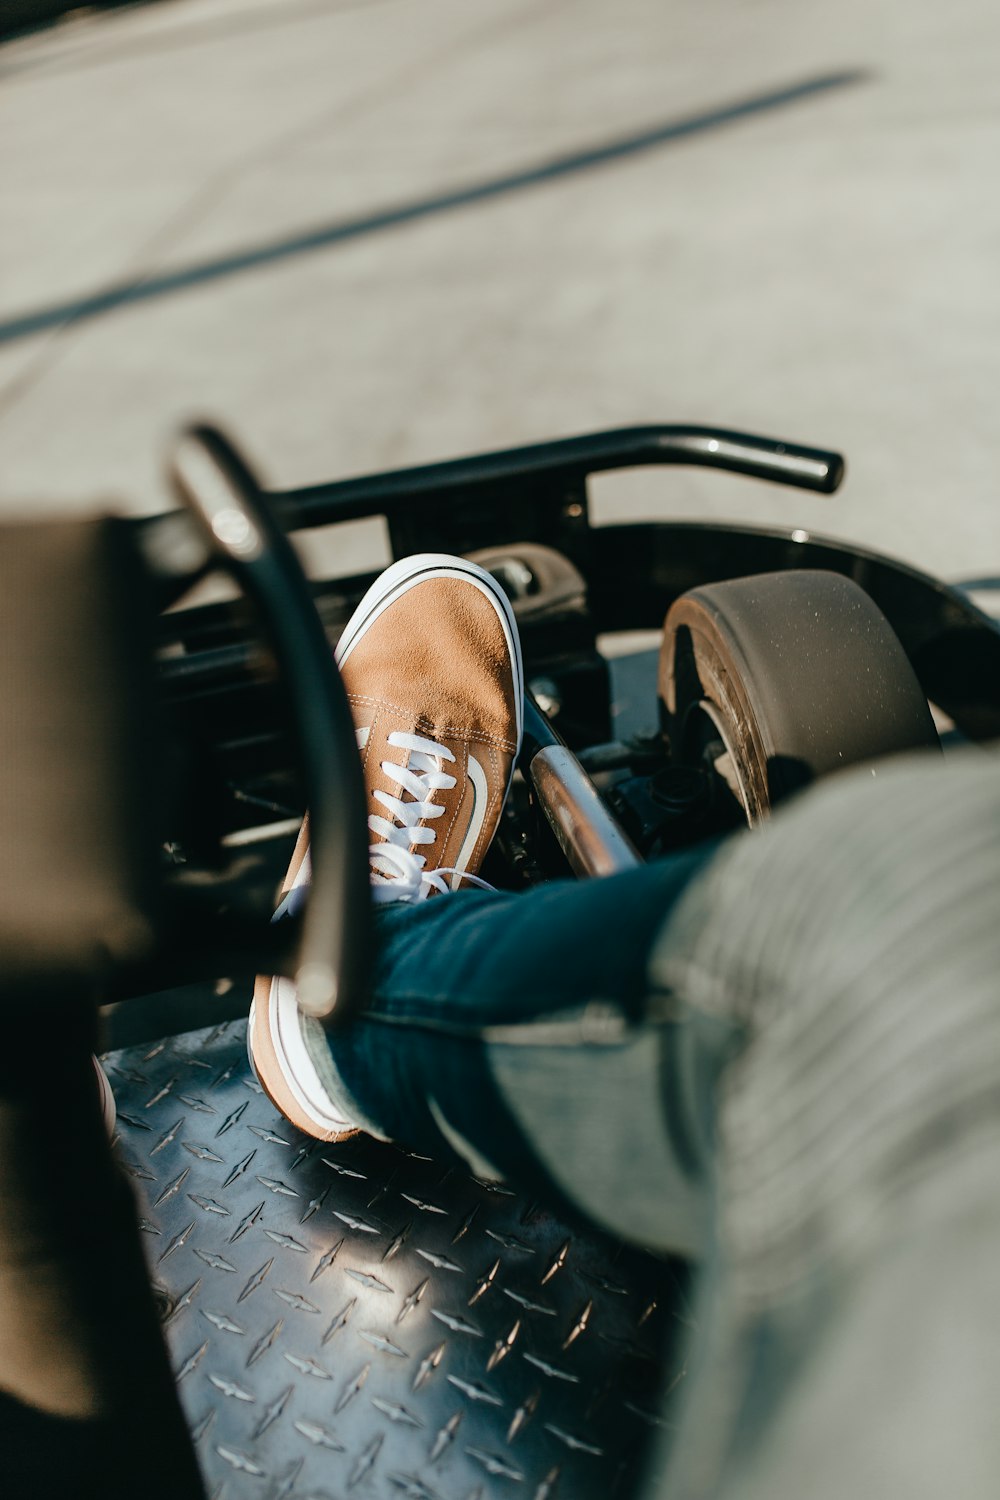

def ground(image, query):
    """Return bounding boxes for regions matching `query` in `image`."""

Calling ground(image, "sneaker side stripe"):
[451,751,488,886]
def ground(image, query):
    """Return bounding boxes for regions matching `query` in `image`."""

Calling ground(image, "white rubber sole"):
[248,988,359,1140]
[252,552,525,1139]
[94,1055,117,1136]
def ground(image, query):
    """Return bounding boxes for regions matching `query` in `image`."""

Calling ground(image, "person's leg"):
[641,751,1000,1499]
[254,535,1000,1497]
[249,552,743,1260]
[322,849,738,1259]
[314,744,1000,1498]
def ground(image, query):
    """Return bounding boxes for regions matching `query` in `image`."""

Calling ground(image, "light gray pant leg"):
[642,752,1000,1499]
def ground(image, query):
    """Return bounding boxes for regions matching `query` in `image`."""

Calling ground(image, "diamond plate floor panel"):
[106,1020,690,1500]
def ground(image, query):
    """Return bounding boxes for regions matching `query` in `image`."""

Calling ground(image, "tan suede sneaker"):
[248,554,523,1139]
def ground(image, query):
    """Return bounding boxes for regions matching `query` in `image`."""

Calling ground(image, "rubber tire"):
[659,569,940,824]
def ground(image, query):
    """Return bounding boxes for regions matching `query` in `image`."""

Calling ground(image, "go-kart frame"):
[10,422,998,1500]
[149,421,1000,885]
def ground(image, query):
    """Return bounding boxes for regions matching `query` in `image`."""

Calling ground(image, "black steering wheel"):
[154,423,371,1026]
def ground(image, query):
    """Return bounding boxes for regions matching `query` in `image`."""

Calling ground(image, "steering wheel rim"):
[169,424,370,1025]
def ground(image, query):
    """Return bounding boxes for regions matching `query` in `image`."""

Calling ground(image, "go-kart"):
[3,422,998,1500]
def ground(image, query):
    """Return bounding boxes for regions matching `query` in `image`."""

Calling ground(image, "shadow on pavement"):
[0,69,866,348]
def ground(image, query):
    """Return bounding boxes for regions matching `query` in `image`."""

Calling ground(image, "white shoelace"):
[364,728,494,902]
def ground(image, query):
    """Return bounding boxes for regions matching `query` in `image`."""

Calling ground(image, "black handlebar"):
[275,424,844,531]
[170,425,370,1025]
[134,422,845,611]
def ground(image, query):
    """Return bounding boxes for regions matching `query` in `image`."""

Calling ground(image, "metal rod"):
[528,746,642,877]
[274,424,845,529]
[133,424,844,609]
[522,695,641,877]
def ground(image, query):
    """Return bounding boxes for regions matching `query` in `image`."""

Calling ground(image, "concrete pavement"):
[1,0,999,583]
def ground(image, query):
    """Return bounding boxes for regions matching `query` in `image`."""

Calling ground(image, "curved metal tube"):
[530,745,642,877]
[134,423,845,612]
[275,424,844,530]
[170,424,370,1024]
[523,695,642,877]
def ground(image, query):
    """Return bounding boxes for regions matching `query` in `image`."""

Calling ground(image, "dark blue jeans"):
[326,849,735,1260]
[323,753,1000,1499]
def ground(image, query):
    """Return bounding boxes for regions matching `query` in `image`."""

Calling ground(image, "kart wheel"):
[659,569,940,825]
